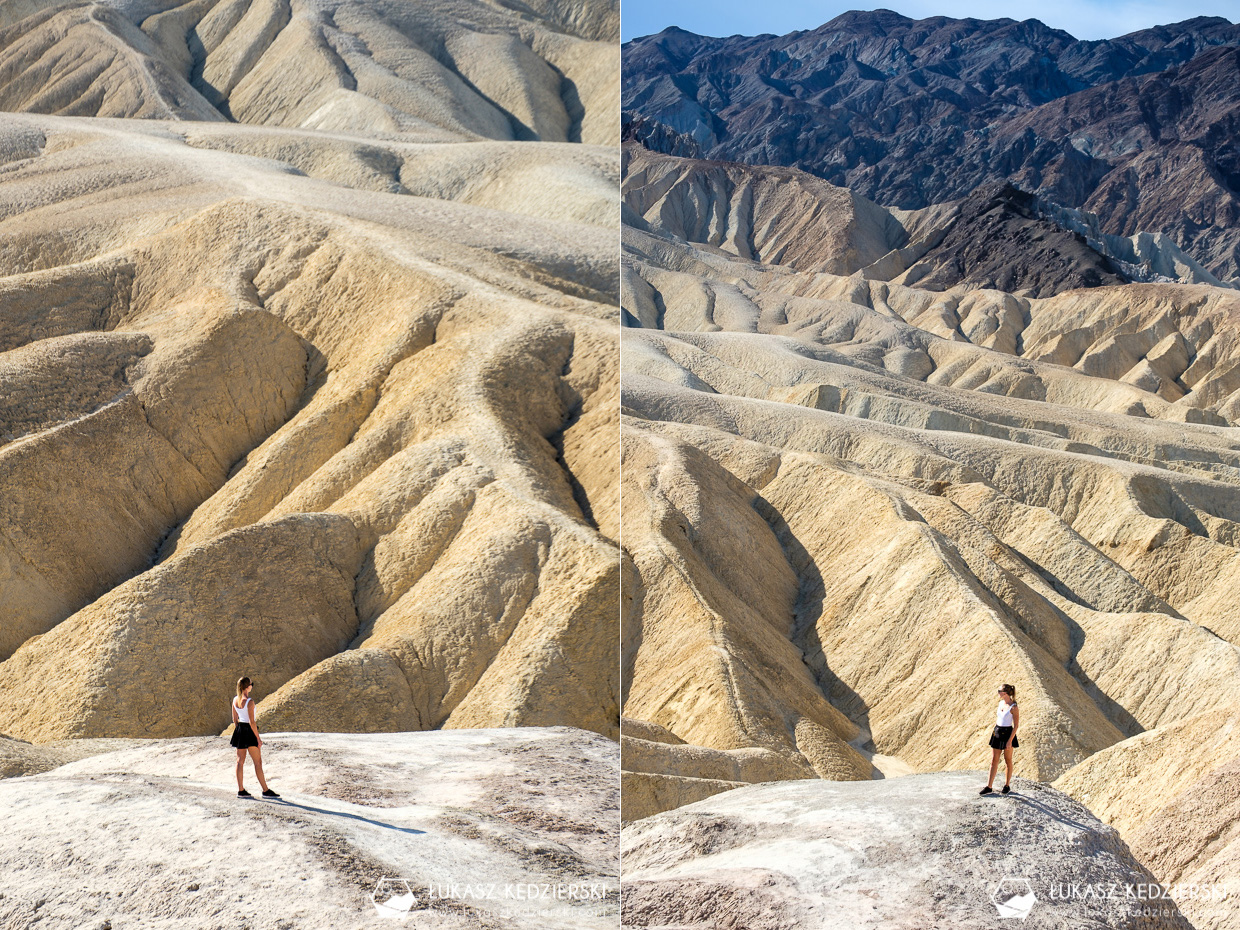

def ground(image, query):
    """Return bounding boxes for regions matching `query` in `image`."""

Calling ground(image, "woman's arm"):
[250,698,262,746]
[232,699,238,725]
[1008,705,1019,746]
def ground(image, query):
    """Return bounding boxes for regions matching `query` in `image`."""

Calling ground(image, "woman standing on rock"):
[231,676,280,799]
[980,684,1019,795]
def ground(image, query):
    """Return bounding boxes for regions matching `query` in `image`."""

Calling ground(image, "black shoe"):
[262,788,281,798]
[238,789,252,798]
[979,786,993,795]
[1002,784,1011,794]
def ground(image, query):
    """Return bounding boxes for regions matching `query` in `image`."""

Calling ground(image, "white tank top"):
[996,700,1016,727]
[234,697,252,723]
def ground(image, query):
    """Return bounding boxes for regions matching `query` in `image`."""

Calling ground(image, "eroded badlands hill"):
[0,0,619,143]
[620,145,1240,928]
[0,0,620,745]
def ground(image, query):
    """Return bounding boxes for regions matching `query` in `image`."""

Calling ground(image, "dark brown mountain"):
[622,11,1240,281]
[623,143,1129,298]
[901,183,1128,296]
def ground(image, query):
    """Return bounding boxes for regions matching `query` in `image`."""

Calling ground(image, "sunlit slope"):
[0,0,619,143]
[0,114,620,742]
[621,147,1240,796]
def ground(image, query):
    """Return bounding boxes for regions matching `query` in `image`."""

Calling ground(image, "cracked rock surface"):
[621,773,1191,930]
[0,727,618,930]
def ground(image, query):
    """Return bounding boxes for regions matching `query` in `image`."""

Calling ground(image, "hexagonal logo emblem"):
[991,876,1036,920]
[371,877,417,919]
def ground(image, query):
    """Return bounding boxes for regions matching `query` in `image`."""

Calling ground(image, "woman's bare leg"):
[247,746,269,792]
[236,748,246,790]
[987,748,1001,788]
[1003,747,1014,786]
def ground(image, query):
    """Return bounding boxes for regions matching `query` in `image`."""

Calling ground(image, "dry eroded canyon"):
[0,0,621,744]
[619,141,1240,930]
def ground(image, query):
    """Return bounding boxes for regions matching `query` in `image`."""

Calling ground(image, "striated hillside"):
[623,11,1240,281]
[1054,707,1240,930]
[620,142,1240,927]
[621,145,1232,297]
[0,0,620,745]
[0,0,619,143]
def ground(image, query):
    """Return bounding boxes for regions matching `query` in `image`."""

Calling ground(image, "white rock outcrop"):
[622,773,1191,929]
[0,727,618,929]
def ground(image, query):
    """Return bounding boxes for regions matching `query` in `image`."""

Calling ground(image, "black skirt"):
[990,725,1019,749]
[230,721,259,749]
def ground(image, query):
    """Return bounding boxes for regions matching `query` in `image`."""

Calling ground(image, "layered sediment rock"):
[0,0,619,143]
[0,0,620,744]
[619,147,1240,877]
[1055,708,1240,930]
[622,22,1240,928]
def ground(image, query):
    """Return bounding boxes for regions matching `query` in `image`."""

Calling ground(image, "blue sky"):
[620,1,1238,42]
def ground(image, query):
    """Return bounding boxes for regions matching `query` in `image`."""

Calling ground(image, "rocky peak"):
[623,12,1240,281]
